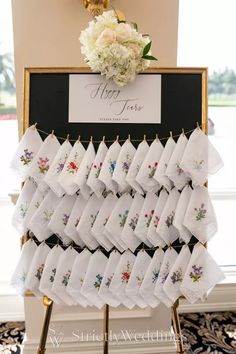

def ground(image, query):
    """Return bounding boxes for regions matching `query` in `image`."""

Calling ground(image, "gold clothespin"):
[90,136,93,142]
[51,130,54,137]
[143,134,146,141]
[128,134,131,141]
[66,134,70,141]
[116,135,119,142]
[156,133,159,141]
[182,128,185,135]
[77,135,81,143]
[102,135,105,142]
[196,121,200,129]
[33,122,37,129]
[170,131,173,139]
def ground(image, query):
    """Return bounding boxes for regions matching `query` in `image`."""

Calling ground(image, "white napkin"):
[121,193,144,252]
[180,128,223,186]
[139,248,164,308]
[134,192,158,247]
[153,137,176,191]
[66,249,93,307]
[181,243,225,303]
[126,140,149,194]
[64,194,86,247]
[105,193,133,250]
[24,242,51,296]
[10,125,42,181]
[154,247,178,307]
[112,139,136,193]
[98,250,121,307]
[10,239,37,295]
[58,141,86,195]
[39,245,64,304]
[80,250,108,309]
[136,139,163,193]
[27,134,60,192]
[126,250,151,308]
[173,185,193,243]
[48,195,77,245]
[44,140,72,197]
[12,178,37,235]
[87,141,108,197]
[22,188,48,231]
[166,133,190,190]
[51,246,78,305]
[29,190,62,241]
[183,186,217,243]
[76,194,104,250]
[91,193,118,251]
[98,140,121,193]
[109,250,136,309]
[156,188,180,245]
[163,245,192,306]
[74,141,95,199]
[147,189,168,247]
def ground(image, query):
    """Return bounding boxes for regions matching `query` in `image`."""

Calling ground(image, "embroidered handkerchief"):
[22,188,48,232]
[173,185,192,243]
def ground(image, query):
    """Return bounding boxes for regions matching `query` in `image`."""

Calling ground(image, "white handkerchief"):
[173,185,192,243]
[25,242,51,296]
[44,140,72,197]
[22,188,48,231]
[109,250,136,309]
[11,239,37,295]
[87,141,108,197]
[112,139,136,193]
[166,133,190,190]
[12,178,37,235]
[48,195,77,245]
[154,247,178,307]
[98,140,121,193]
[126,250,151,308]
[105,193,133,250]
[126,140,149,194]
[58,141,86,195]
[67,249,93,307]
[76,194,104,250]
[91,193,118,251]
[121,193,144,252]
[98,250,121,307]
[74,141,95,199]
[80,250,108,309]
[39,245,64,304]
[181,243,225,303]
[154,137,176,191]
[156,189,180,245]
[180,128,223,186]
[10,126,42,181]
[134,192,158,247]
[147,189,168,247]
[163,245,191,306]
[136,139,163,193]
[139,248,164,308]
[183,186,217,243]
[27,134,60,192]
[29,190,62,241]
[51,247,78,305]
[64,194,87,247]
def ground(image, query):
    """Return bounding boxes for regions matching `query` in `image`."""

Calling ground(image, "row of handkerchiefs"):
[11,239,225,308]
[12,181,217,250]
[10,125,223,198]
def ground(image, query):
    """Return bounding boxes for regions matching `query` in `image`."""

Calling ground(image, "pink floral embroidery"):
[121,261,131,283]
[93,162,103,178]
[145,210,154,228]
[38,157,49,174]
[148,162,158,178]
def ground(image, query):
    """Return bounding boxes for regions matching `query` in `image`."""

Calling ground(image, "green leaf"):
[117,20,126,24]
[142,55,158,61]
[143,41,152,56]
[132,22,138,31]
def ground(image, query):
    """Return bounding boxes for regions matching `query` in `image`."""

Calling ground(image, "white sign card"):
[68,74,161,124]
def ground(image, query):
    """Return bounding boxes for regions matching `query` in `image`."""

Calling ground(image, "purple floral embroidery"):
[170,268,183,284]
[145,209,154,228]
[90,211,99,228]
[62,213,69,226]
[49,268,56,282]
[121,153,132,174]
[119,209,129,227]
[136,275,144,287]
[56,155,68,174]
[160,262,170,284]
[194,203,207,221]
[20,149,34,166]
[94,274,103,289]
[108,159,116,175]
[148,162,158,178]
[189,265,203,282]
[128,213,139,231]
[35,264,44,281]
[121,261,131,283]
[19,203,27,218]
[165,211,175,228]
[62,270,71,286]
[38,157,50,174]
[176,163,184,175]
[193,159,204,171]
[105,274,114,287]
[152,268,159,283]
[93,162,103,178]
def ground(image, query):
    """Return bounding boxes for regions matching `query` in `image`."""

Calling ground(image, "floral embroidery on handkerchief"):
[176,163,184,175]
[119,210,129,227]
[62,213,69,226]
[136,275,144,287]
[93,162,103,178]
[35,264,44,280]
[160,262,170,284]
[194,204,207,221]
[56,155,68,174]
[62,270,71,286]
[105,274,114,287]
[19,203,28,218]
[145,209,154,227]
[94,274,103,289]
[67,153,79,174]
[90,212,99,228]
[148,162,158,178]
[49,268,56,282]
[108,159,116,174]
[38,157,49,174]
[170,268,183,284]
[20,149,34,166]
[165,211,175,227]
[189,265,203,282]
[122,153,132,174]
[193,159,204,171]
[152,268,160,283]
[129,213,139,230]
[121,261,131,283]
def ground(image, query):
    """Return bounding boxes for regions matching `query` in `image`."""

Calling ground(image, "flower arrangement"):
[79,10,157,86]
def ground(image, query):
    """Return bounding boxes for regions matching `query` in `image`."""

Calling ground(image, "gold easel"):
[37,296,53,354]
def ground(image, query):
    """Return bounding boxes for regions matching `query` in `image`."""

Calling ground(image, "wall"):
[11,1,179,353]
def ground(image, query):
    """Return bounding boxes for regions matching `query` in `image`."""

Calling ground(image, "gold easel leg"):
[171,299,185,354]
[103,304,109,354]
[37,296,53,354]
